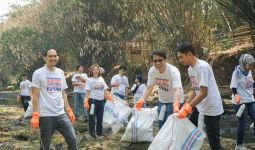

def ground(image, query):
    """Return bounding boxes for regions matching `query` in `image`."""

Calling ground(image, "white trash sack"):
[103,95,132,134]
[148,114,206,150]
[24,101,33,118]
[121,106,158,143]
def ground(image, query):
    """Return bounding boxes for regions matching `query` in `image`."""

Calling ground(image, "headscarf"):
[237,54,255,76]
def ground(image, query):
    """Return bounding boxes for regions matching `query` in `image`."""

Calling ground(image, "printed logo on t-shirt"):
[94,83,105,90]
[119,77,127,85]
[190,76,200,94]
[21,84,26,89]
[155,78,169,92]
[46,77,62,92]
[244,76,253,91]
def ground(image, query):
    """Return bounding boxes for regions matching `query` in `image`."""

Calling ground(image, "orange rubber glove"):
[66,107,75,124]
[31,112,39,129]
[235,94,240,104]
[16,95,20,102]
[177,103,192,119]
[105,91,113,101]
[84,98,89,110]
[173,100,180,113]
[134,98,145,111]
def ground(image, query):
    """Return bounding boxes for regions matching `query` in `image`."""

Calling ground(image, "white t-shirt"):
[32,66,67,117]
[20,80,32,96]
[132,83,146,103]
[72,72,88,93]
[85,76,108,100]
[188,59,224,116]
[230,68,254,104]
[111,74,129,95]
[147,63,184,103]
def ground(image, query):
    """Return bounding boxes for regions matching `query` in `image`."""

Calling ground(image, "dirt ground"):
[0,105,255,150]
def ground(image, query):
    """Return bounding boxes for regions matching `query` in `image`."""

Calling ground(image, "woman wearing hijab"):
[230,54,255,150]
[131,75,146,108]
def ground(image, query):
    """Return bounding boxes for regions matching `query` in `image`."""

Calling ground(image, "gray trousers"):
[39,114,77,150]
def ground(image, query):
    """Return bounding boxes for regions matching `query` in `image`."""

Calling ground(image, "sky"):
[0,0,30,17]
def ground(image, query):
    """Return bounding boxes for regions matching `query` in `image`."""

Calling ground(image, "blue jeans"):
[88,98,105,135]
[157,101,183,129]
[113,93,125,100]
[73,92,88,118]
[234,102,255,145]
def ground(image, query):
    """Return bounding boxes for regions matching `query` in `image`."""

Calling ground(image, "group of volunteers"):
[17,42,255,150]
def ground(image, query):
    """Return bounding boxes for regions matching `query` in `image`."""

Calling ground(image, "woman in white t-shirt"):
[230,54,255,150]
[131,75,146,108]
[84,64,108,139]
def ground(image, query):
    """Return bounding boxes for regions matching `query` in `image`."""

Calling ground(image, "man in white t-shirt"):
[176,42,223,150]
[17,73,32,112]
[72,65,88,120]
[111,65,129,100]
[135,49,184,129]
[31,49,77,150]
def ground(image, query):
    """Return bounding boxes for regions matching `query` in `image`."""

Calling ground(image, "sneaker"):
[235,144,247,150]
[89,132,96,139]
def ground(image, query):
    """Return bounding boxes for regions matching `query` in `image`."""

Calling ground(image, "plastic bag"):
[24,101,33,118]
[103,95,132,133]
[121,106,158,143]
[148,114,206,150]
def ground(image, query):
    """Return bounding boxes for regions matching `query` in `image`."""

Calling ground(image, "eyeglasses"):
[153,58,164,63]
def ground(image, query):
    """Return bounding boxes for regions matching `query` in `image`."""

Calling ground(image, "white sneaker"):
[235,144,248,150]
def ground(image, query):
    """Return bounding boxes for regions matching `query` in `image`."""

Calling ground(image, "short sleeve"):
[172,69,182,88]
[147,68,155,86]
[230,70,238,89]
[102,77,109,90]
[71,74,77,82]
[111,75,117,84]
[84,73,88,79]
[199,66,209,87]
[62,71,68,90]
[32,71,40,88]
[85,79,91,91]
[126,77,129,87]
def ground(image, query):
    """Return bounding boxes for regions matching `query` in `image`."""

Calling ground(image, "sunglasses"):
[153,58,164,63]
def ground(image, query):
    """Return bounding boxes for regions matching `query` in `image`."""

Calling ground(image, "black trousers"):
[189,108,222,150]
[21,96,31,112]
[88,98,105,135]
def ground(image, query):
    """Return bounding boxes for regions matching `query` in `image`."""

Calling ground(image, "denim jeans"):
[113,93,125,100]
[88,98,105,135]
[21,95,31,112]
[234,102,255,145]
[157,101,183,129]
[39,114,77,150]
[73,92,88,118]
[189,108,222,150]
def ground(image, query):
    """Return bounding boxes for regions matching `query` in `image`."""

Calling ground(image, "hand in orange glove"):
[31,112,39,129]
[66,107,75,124]
[134,98,145,111]
[84,98,89,110]
[235,94,240,104]
[105,91,113,101]
[177,103,192,119]
[173,100,180,113]
[16,95,20,102]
